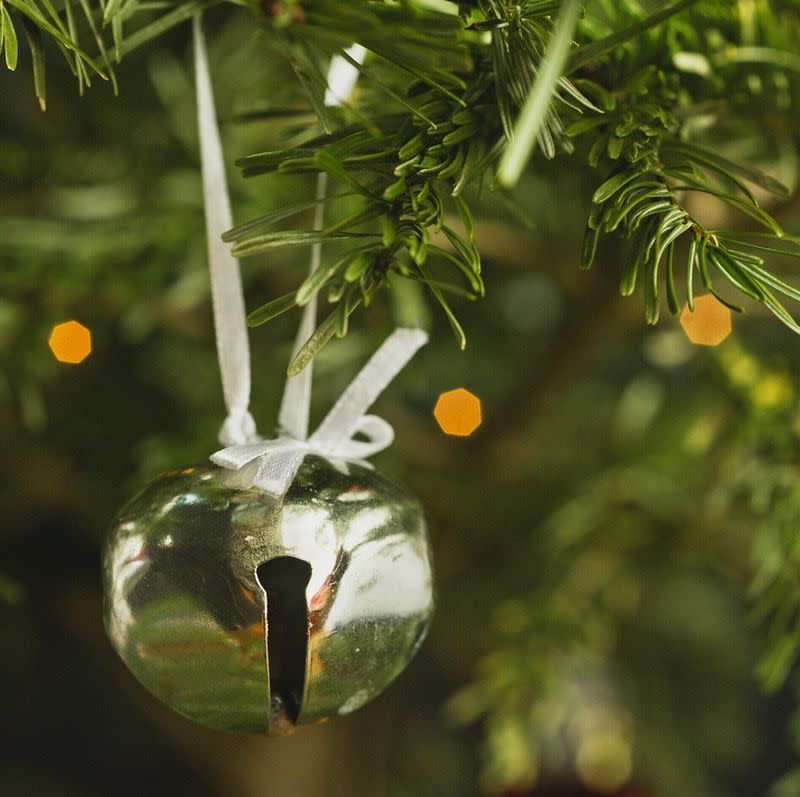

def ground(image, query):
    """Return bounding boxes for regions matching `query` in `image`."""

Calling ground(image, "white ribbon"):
[194,16,257,446]
[212,328,428,494]
[279,43,367,441]
[193,25,425,496]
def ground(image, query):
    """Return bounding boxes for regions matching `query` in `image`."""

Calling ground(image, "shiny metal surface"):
[102,457,434,734]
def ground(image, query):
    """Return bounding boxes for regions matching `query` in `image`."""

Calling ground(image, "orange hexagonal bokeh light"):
[434,388,482,437]
[48,320,92,364]
[680,294,732,346]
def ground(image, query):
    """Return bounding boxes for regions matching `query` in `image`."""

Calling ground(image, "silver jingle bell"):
[102,457,434,734]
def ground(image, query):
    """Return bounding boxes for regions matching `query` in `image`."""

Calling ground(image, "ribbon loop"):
[352,414,395,454]
[321,414,395,462]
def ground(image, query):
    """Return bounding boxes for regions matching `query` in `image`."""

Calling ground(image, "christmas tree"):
[3,1,800,794]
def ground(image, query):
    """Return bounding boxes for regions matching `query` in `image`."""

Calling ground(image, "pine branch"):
[4,0,800,351]
[581,154,800,332]
[1,0,108,102]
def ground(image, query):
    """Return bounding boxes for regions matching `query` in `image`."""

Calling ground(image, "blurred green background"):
[4,11,800,797]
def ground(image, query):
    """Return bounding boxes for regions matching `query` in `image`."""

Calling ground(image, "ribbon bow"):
[211,328,427,495]
[194,17,423,496]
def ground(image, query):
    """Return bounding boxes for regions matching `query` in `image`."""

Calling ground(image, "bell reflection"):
[104,527,147,646]
[325,532,433,625]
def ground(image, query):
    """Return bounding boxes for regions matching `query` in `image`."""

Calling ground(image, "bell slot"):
[255,556,312,725]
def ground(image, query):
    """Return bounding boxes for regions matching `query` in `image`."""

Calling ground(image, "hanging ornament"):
[102,18,434,735]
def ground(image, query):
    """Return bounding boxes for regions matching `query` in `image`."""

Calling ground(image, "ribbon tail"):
[211,440,308,496]
[210,442,269,471]
[311,328,428,448]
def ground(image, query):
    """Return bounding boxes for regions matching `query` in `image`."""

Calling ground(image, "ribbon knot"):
[211,328,427,496]
[218,406,258,447]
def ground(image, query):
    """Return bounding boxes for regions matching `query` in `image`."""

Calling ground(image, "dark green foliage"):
[233,69,490,351]
[568,1,800,333]
[7,0,800,350]
[583,155,800,328]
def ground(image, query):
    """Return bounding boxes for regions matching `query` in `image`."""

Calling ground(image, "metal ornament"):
[103,458,434,734]
[102,21,433,734]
